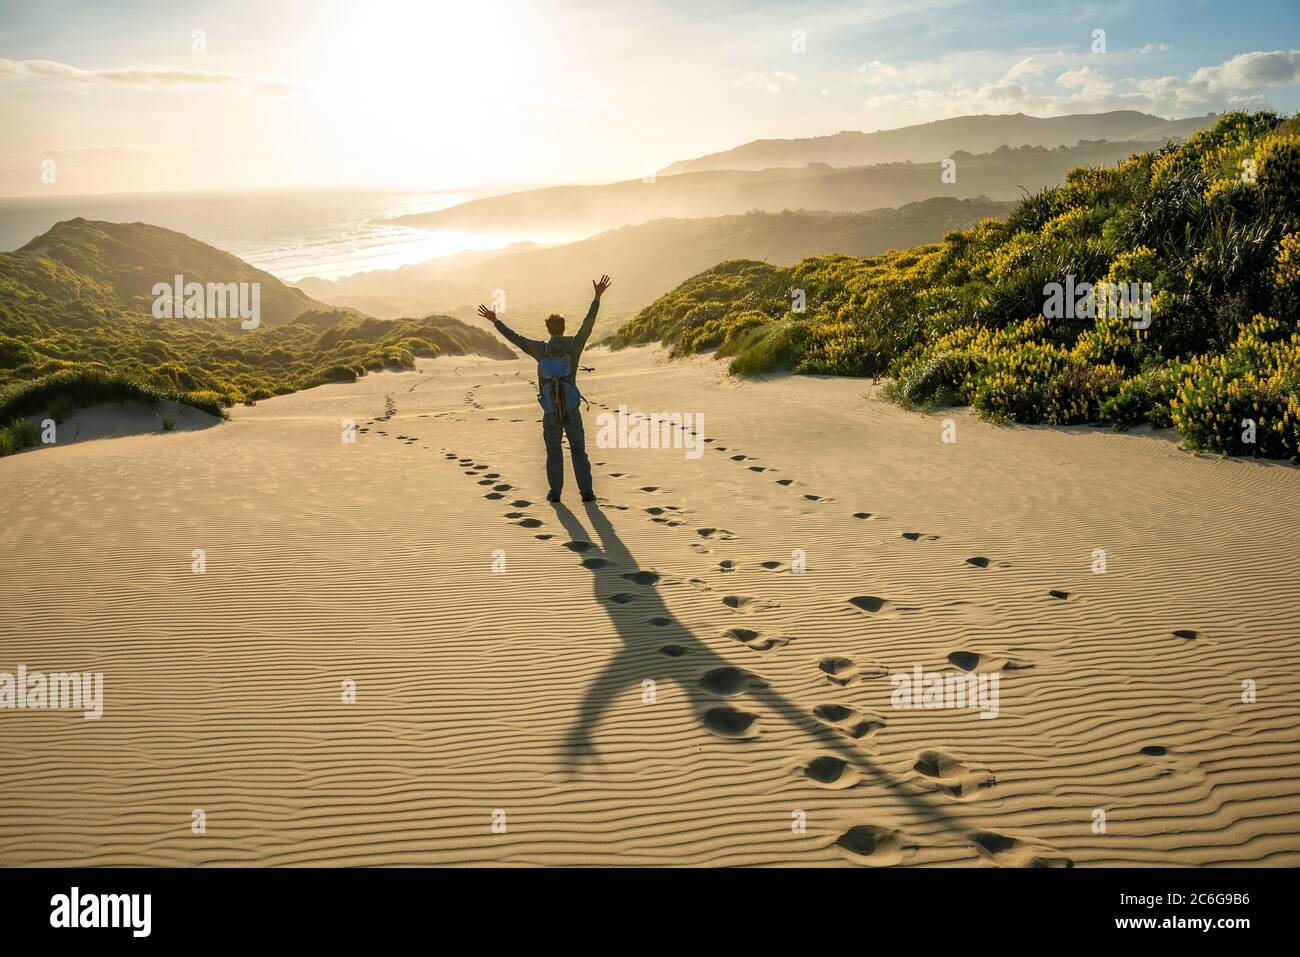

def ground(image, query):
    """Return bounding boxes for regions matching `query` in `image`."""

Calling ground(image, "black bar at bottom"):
[0,866,1286,943]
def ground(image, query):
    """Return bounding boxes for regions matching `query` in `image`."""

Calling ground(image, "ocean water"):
[0,188,526,282]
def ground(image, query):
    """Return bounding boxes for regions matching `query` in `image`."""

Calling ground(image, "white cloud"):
[1003,56,1050,83]
[0,58,309,94]
[859,49,1300,120]
[1190,50,1300,91]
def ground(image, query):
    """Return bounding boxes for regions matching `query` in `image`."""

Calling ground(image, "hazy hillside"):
[396,139,1174,236]
[17,218,320,328]
[615,111,1300,460]
[661,110,1215,174]
[303,197,1013,328]
[0,220,512,449]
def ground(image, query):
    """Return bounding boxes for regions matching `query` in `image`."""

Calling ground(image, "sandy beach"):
[2,344,1298,866]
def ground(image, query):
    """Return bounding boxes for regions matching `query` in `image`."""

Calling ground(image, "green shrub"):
[0,416,39,456]
[890,349,977,408]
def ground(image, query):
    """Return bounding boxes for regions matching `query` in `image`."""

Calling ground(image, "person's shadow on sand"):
[550,501,979,839]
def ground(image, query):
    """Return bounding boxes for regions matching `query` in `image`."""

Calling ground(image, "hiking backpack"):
[538,347,582,417]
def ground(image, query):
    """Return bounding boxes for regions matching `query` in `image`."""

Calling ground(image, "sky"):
[1,0,1298,197]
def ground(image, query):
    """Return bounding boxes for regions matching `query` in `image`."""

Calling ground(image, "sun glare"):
[323,1,531,127]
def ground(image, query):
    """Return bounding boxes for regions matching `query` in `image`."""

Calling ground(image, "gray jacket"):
[492,299,600,390]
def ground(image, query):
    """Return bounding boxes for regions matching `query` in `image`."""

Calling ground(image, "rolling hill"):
[300,197,1014,328]
[660,110,1215,175]
[395,139,1179,237]
[0,220,512,452]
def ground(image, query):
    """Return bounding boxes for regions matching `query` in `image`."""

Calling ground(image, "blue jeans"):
[543,408,594,499]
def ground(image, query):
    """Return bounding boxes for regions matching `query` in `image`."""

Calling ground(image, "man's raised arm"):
[478,304,541,358]
[574,274,612,351]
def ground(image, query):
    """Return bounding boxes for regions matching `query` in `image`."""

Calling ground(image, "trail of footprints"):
[393,399,1213,865]
[357,393,425,447]
[596,429,1097,864]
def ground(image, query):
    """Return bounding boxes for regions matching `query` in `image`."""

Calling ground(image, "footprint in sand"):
[513,518,543,529]
[659,645,690,657]
[847,595,920,618]
[605,593,638,605]
[1047,589,1074,601]
[900,531,941,542]
[701,706,760,739]
[698,666,768,697]
[722,595,779,614]
[648,617,673,627]
[852,512,873,520]
[484,492,505,500]
[1173,629,1199,640]
[971,831,1072,868]
[812,704,886,739]
[834,825,913,866]
[816,655,889,686]
[582,557,614,569]
[697,528,736,541]
[621,570,660,586]
[913,749,996,800]
[718,560,738,573]
[722,627,790,652]
[1135,744,1207,785]
[946,650,1034,673]
[563,541,595,552]
[511,500,532,508]
[818,656,860,686]
[798,755,860,790]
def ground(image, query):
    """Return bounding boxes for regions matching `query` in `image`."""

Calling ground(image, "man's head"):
[545,313,565,336]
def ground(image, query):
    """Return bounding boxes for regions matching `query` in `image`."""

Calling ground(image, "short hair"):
[545,313,565,335]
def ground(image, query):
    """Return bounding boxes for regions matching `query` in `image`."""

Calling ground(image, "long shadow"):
[551,500,981,838]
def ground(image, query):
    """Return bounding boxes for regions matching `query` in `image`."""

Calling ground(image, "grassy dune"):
[617,112,1300,460]
[0,220,513,454]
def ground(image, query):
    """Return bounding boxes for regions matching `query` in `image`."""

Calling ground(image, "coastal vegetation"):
[616,112,1300,459]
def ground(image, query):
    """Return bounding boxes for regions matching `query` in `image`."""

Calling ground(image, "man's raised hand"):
[476,304,496,322]
[593,274,612,299]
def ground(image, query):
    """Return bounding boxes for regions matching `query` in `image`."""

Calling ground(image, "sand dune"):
[22,399,221,446]
[2,345,1298,866]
